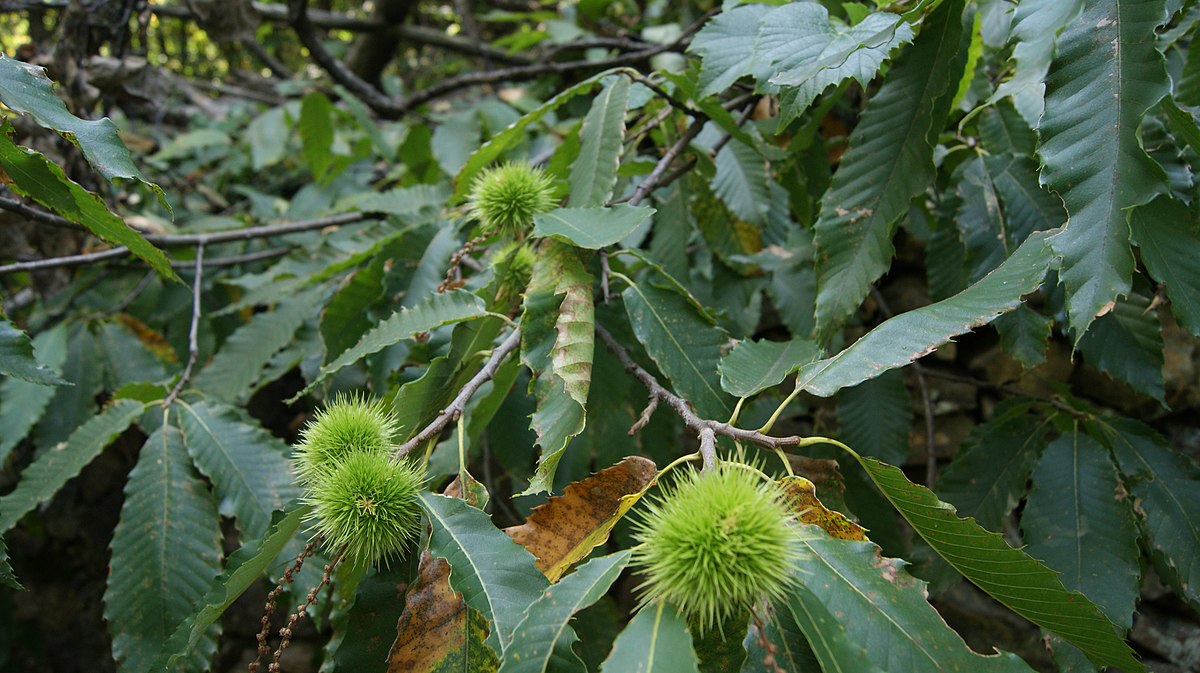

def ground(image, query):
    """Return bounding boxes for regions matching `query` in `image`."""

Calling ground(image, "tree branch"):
[0,212,372,275]
[392,327,523,459]
[595,324,807,451]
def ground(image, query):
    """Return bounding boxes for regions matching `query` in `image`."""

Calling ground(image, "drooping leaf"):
[388,552,499,673]
[454,70,620,202]
[0,398,144,533]
[1023,431,1141,630]
[712,137,769,225]
[779,583,886,673]
[176,400,301,539]
[521,240,594,494]
[690,4,772,97]
[1037,0,1170,339]
[778,476,867,542]
[0,316,67,386]
[569,76,631,207]
[622,281,732,419]
[850,455,1144,671]
[797,230,1056,397]
[937,401,1052,531]
[104,422,222,673]
[836,369,912,465]
[1093,417,1200,607]
[1077,295,1165,402]
[794,526,1035,673]
[993,304,1052,368]
[1130,195,1200,336]
[152,505,308,672]
[812,0,967,337]
[758,4,915,126]
[0,53,169,202]
[305,290,489,395]
[532,205,655,249]
[718,338,821,398]
[505,456,657,581]
[500,550,632,673]
[600,601,700,673]
[0,126,176,280]
[419,493,549,654]
[193,288,320,401]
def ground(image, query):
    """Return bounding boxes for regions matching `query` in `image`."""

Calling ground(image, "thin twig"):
[629,395,658,435]
[0,195,86,231]
[163,243,204,408]
[596,324,807,450]
[599,250,611,303]
[392,328,523,459]
[622,117,707,207]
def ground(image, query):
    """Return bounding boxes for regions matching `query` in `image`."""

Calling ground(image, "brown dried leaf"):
[386,551,498,673]
[779,475,868,542]
[505,455,657,582]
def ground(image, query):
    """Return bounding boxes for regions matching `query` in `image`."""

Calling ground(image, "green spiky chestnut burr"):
[631,465,804,631]
[467,161,557,237]
[305,451,425,566]
[292,394,399,485]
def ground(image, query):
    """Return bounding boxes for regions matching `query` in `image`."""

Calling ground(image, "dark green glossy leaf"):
[176,400,300,539]
[836,370,911,465]
[1093,418,1200,607]
[419,493,549,654]
[797,231,1055,397]
[1038,0,1170,339]
[600,601,700,673]
[993,304,1052,368]
[795,526,1033,673]
[0,315,66,386]
[0,323,67,465]
[623,281,732,419]
[719,338,821,398]
[0,53,168,203]
[938,401,1052,531]
[1130,195,1200,336]
[1023,432,1141,629]
[0,127,176,280]
[104,422,221,673]
[853,456,1144,671]
[0,398,144,533]
[1078,295,1164,402]
[194,288,320,401]
[305,290,489,395]
[690,4,771,97]
[0,535,21,590]
[152,505,308,672]
[812,0,967,337]
[499,550,632,673]
[779,584,885,673]
[569,76,631,208]
[533,205,654,249]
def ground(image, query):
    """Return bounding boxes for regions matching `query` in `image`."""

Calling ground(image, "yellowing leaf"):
[779,476,867,542]
[505,456,657,581]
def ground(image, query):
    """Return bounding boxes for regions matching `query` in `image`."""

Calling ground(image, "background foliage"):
[2,0,1200,672]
